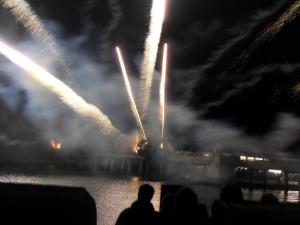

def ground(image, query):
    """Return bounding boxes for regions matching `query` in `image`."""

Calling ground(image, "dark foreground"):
[0,173,162,225]
[1,179,300,225]
[0,183,96,225]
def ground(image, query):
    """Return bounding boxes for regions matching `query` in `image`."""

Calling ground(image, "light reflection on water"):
[0,174,299,225]
[0,174,161,225]
[242,188,300,203]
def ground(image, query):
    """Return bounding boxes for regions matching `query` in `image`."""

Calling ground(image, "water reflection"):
[0,174,161,225]
[242,188,300,203]
[0,174,299,225]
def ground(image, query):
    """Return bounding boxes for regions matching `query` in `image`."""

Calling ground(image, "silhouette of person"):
[174,187,208,225]
[211,184,243,225]
[220,184,243,203]
[159,194,175,225]
[115,184,158,225]
[260,193,279,204]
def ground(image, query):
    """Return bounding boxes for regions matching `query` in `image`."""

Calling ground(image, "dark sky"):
[1,0,300,146]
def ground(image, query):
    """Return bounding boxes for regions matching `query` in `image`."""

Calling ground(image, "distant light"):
[247,157,255,161]
[234,166,248,171]
[204,153,211,157]
[160,143,164,149]
[255,157,263,161]
[240,155,268,162]
[268,169,282,175]
[240,155,247,161]
[237,167,248,170]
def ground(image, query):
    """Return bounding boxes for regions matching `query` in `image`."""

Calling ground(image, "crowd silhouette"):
[114,183,300,225]
[115,184,159,225]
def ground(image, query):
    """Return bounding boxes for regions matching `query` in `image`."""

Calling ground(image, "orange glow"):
[50,140,62,150]
[131,132,142,154]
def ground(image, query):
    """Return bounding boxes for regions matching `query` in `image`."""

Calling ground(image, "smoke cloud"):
[99,0,122,50]
[189,0,297,107]
[0,0,300,165]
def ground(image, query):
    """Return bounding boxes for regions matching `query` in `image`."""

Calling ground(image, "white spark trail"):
[0,40,120,135]
[0,0,71,81]
[116,47,147,140]
[235,0,300,69]
[140,0,166,117]
[260,0,300,42]
[160,43,168,140]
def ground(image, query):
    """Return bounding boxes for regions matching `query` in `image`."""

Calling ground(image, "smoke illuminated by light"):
[140,0,166,117]
[116,47,147,141]
[0,40,120,135]
[160,43,168,141]
[0,0,70,79]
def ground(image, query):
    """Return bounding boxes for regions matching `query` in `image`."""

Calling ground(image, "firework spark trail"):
[0,0,71,81]
[0,40,120,136]
[236,0,300,68]
[140,0,166,117]
[116,47,147,140]
[160,43,168,140]
[259,0,300,42]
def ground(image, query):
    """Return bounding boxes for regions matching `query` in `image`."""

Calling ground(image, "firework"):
[116,47,147,140]
[259,0,300,42]
[0,40,120,135]
[160,43,168,142]
[0,0,71,80]
[140,0,166,117]
[236,0,300,68]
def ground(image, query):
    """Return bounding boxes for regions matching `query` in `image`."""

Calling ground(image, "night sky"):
[0,0,300,152]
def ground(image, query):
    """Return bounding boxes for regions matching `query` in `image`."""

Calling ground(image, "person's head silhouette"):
[176,188,198,212]
[161,194,175,212]
[261,193,279,204]
[138,184,155,203]
[220,184,243,202]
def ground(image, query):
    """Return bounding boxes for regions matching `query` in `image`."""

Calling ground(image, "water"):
[0,174,161,225]
[0,174,298,225]
[242,188,300,203]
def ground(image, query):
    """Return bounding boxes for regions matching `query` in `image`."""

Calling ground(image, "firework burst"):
[0,0,71,81]
[0,40,120,136]
[140,0,166,117]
